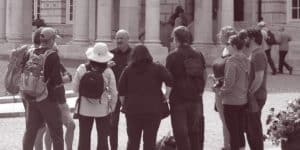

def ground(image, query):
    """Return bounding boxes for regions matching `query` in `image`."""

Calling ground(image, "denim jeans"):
[244,111,264,150]
[109,100,121,150]
[125,114,161,150]
[23,99,64,150]
[78,115,110,150]
[170,100,204,150]
[223,104,246,150]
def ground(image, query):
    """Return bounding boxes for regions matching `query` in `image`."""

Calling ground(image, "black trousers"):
[109,100,121,150]
[223,104,246,150]
[78,115,110,150]
[244,111,264,150]
[279,50,292,72]
[170,101,204,150]
[23,99,64,150]
[125,114,161,150]
[265,49,277,73]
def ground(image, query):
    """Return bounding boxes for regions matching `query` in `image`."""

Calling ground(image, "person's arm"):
[107,69,118,112]
[72,64,85,94]
[219,61,236,95]
[118,67,129,105]
[159,65,174,100]
[44,52,62,87]
[249,53,266,94]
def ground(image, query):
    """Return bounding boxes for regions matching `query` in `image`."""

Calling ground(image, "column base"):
[144,43,168,64]
[95,39,112,43]
[7,38,23,43]
[71,39,90,46]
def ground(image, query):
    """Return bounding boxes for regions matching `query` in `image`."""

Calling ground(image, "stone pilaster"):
[194,0,213,44]
[6,0,24,43]
[119,0,140,42]
[145,0,160,43]
[0,0,6,43]
[220,0,234,27]
[73,0,89,44]
[96,0,112,42]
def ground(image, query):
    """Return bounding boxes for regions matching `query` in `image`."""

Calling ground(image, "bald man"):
[109,29,132,150]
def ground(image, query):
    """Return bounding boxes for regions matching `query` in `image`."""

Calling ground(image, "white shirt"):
[73,64,118,117]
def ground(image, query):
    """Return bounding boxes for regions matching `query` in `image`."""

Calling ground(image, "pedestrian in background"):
[277,26,293,74]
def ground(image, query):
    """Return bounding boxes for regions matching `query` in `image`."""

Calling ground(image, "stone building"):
[0,0,299,69]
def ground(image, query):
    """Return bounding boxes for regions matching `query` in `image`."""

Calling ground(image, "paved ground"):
[0,56,300,149]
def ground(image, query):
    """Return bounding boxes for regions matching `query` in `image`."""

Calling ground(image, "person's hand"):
[107,61,116,67]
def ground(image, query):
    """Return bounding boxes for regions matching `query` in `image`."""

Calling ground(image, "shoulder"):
[103,67,114,76]
[76,64,87,73]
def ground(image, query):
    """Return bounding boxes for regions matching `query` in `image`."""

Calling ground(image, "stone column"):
[144,0,160,44]
[73,0,89,44]
[193,0,213,44]
[119,0,140,42]
[6,0,24,43]
[0,0,6,43]
[96,0,112,42]
[221,0,234,27]
[144,0,168,64]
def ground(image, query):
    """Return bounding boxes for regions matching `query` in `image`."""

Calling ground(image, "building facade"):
[0,0,299,68]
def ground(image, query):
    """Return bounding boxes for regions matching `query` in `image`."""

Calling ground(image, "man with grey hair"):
[108,29,132,150]
[22,27,64,150]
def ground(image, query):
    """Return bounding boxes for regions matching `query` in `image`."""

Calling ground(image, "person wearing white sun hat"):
[73,42,118,150]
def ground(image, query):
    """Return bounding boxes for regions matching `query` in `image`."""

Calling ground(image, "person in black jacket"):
[166,26,206,150]
[22,27,64,150]
[118,44,173,150]
[108,29,132,150]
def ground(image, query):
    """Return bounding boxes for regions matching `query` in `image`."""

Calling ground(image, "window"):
[234,0,244,21]
[69,0,73,21]
[66,0,73,24]
[33,0,41,19]
[292,0,300,19]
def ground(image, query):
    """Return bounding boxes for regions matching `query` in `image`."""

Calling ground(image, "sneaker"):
[278,70,283,74]
[272,71,277,75]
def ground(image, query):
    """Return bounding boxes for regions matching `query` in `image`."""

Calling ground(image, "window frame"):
[287,0,300,22]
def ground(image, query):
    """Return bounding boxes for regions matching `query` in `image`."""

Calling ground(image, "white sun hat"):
[85,42,114,63]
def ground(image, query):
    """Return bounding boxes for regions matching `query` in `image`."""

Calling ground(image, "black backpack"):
[178,50,206,100]
[265,30,277,46]
[79,64,105,99]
